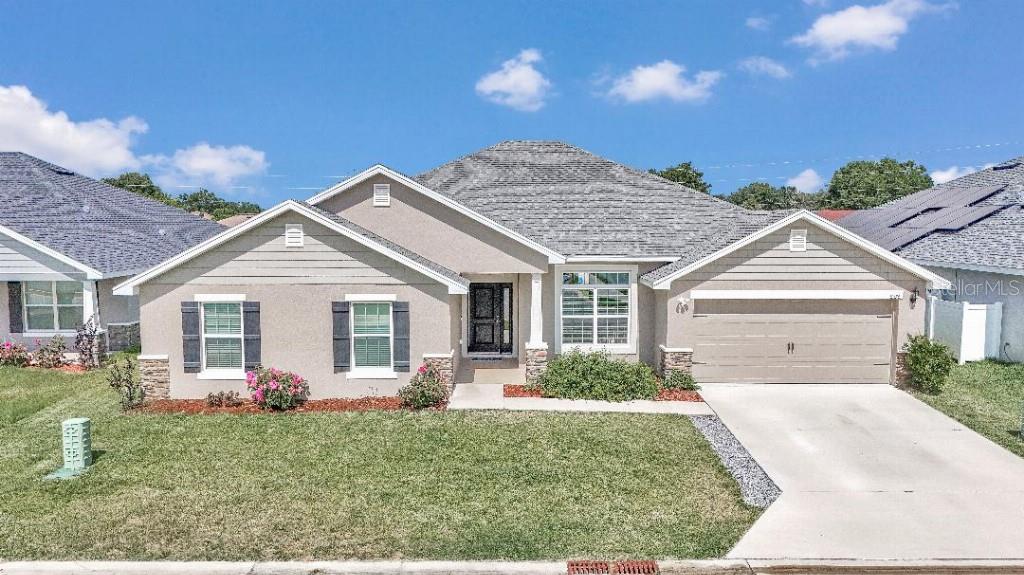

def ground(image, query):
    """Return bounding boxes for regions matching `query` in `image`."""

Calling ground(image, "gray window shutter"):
[332,301,350,373]
[7,282,23,334]
[393,301,410,372]
[243,301,261,372]
[181,302,201,373]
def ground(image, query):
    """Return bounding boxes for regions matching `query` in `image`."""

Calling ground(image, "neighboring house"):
[839,156,1024,362]
[114,141,948,399]
[817,209,856,222]
[217,213,259,227]
[0,152,225,352]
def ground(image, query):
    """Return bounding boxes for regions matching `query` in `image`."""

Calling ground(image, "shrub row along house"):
[1,142,949,398]
[0,152,223,354]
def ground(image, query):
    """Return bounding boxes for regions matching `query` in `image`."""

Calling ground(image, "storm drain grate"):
[566,560,659,575]
[612,560,659,574]
[567,560,610,575]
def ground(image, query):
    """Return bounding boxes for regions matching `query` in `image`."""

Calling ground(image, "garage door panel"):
[690,299,893,384]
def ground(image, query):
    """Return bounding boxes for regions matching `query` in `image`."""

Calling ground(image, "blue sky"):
[1,0,1022,205]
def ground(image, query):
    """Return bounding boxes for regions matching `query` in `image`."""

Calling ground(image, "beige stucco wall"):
[138,211,455,398]
[98,277,139,325]
[660,222,929,369]
[317,174,549,274]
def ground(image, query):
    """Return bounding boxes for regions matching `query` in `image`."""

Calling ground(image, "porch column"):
[525,272,548,383]
[82,280,99,326]
[527,273,544,345]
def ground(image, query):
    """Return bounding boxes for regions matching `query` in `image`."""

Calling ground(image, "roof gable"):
[114,201,469,296]
[642,210,951,290]
[307,164,565,264]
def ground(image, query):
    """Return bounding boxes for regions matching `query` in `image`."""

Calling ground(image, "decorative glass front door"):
[468,283,513,354]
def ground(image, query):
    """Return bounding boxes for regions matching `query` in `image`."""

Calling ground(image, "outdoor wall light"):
[910,287,920,304]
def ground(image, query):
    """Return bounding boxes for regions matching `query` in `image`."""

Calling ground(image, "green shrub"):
[902,334,956,393]
[662,370,699,390]
[33,336,66,369]
[537,351,659,402]
[399,364,449,409]
[0,340,30,367]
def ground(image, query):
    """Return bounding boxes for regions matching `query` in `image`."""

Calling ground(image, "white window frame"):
[21,281,85,335]
[349,300,397,380]
[197,300,246,380]
[373,183,391,207]
[553,264,638,355]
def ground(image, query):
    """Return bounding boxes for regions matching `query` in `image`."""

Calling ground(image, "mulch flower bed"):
[502,384,703,402]
[655,389,703,402]
[133,396,438,415]
[503,384,543,398]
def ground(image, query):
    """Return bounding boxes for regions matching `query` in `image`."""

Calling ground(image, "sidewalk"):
[447,383,714,415]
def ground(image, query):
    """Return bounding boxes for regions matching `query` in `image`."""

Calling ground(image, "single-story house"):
[839,156,1024,362]
[0,152,224,352]
[114,141,948,399]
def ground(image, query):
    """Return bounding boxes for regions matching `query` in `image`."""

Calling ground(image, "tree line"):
[102,172,262,221]
[649,158,934,211]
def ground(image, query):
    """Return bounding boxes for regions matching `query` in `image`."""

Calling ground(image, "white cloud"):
[475,49,551,112]
[803,0,830,7]
[745,16,771,31]
[787,168,824,193]
[143,143,268,190]
[608,60,723,103]
[738,56,792,79]
[0,83,268,193]
[791,0,950,62]
[0,84,147,175]
[930,165,976,184]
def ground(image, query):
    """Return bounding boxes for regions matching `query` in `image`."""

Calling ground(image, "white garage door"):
[691,300,894,384]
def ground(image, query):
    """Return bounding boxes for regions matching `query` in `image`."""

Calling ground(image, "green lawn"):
[0,365,758,560]
[913,360,1024,458]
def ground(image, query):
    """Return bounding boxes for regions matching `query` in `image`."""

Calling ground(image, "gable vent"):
[789,229,807,252]
[285,224,304,247]
[373,183,391,207]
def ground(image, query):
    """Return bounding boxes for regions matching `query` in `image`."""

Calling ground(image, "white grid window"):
[560,272,630,346]
[789,229,808,252]
[352,302,392,369]
[23,281,83,332]
[373,184,391,207]
[202,302,243,371]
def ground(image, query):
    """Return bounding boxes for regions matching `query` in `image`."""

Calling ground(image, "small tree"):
[108,356,143,410]
[75,316,100,368]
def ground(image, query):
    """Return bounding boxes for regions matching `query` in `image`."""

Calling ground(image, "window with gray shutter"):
[332,301,351,372]
[242,301,261,371]
[393,301,410,372]
[7,282,23,334]
[181,301,201,373]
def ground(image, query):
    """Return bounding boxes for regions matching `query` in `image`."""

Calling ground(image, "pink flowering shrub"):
[246,366,309,410]
[398,363,449,409]
[0,340,30,367]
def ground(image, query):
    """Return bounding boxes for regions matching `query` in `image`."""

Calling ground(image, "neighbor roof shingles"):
[838,156,1024,272]
[414,141,780,271]
[0,152,225,277]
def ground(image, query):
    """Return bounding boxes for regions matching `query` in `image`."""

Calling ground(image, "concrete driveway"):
[700,383,1024,560]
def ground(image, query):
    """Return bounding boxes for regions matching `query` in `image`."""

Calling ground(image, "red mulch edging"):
[133,396,437,415]
[503,384,702,402]
[503,384,543,398]
[655,389,703,402]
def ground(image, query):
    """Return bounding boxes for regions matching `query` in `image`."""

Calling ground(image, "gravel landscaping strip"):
[689,415,781,508]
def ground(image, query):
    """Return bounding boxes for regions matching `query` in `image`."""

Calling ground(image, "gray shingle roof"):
[838,156,1024,272]
[414,141,781,279]
[0,152,225,277]
[300,202,469,289]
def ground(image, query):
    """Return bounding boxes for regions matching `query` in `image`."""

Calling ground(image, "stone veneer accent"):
[422,353,454,385]
[525,343,548,384]
[659,345,694,377]
[138,355,170,402]
[894,351,910,388]
[106,322,140,352]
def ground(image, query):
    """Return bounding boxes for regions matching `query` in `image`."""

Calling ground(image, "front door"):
[468,283,513,354]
